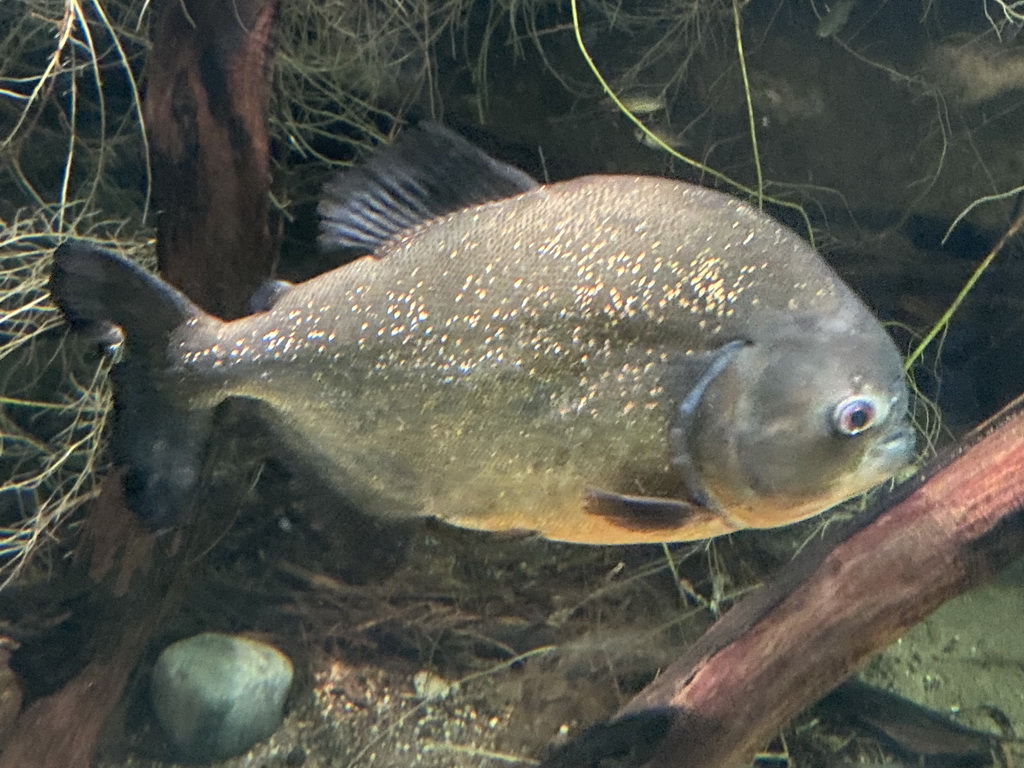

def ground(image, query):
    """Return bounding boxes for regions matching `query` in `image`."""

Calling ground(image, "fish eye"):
[833,396,877,436]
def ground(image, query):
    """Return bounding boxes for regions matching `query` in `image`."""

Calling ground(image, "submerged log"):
[0,477,177,768]
[145,0,279,319]
[544,393,1024,768]
[0,2,278,766]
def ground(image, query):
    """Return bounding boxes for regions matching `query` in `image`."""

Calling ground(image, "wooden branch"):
[544,394,1024,768]
[144,0,278,319]
[0,478,173,768]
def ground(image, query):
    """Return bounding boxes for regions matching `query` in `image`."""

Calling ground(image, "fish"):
[816,0,856,38]
[618,93,666,116]
[49,122,915,545]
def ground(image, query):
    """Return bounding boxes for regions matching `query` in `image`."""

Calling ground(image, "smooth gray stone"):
[151,632,294,762]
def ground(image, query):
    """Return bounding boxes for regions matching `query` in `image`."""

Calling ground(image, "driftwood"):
[145,0,279,318]
[0,475,176,768]
[0,2,278,766]
[544,393,1024,768]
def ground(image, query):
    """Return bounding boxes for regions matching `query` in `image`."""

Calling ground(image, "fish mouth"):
[866,422,917,475]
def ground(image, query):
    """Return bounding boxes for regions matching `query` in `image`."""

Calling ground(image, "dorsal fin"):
[317,122,539,254]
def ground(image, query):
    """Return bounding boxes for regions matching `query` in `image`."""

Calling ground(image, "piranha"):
[49,122,915,545]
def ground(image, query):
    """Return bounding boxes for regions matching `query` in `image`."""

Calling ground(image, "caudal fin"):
[50,242,216,528]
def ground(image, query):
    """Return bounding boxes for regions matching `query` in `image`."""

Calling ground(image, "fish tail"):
[50,242,217,528]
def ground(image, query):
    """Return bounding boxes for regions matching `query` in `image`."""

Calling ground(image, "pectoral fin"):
[583,486,740,535]
[582,340,751,541]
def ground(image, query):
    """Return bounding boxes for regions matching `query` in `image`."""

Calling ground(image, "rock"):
[151,632,293,762]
